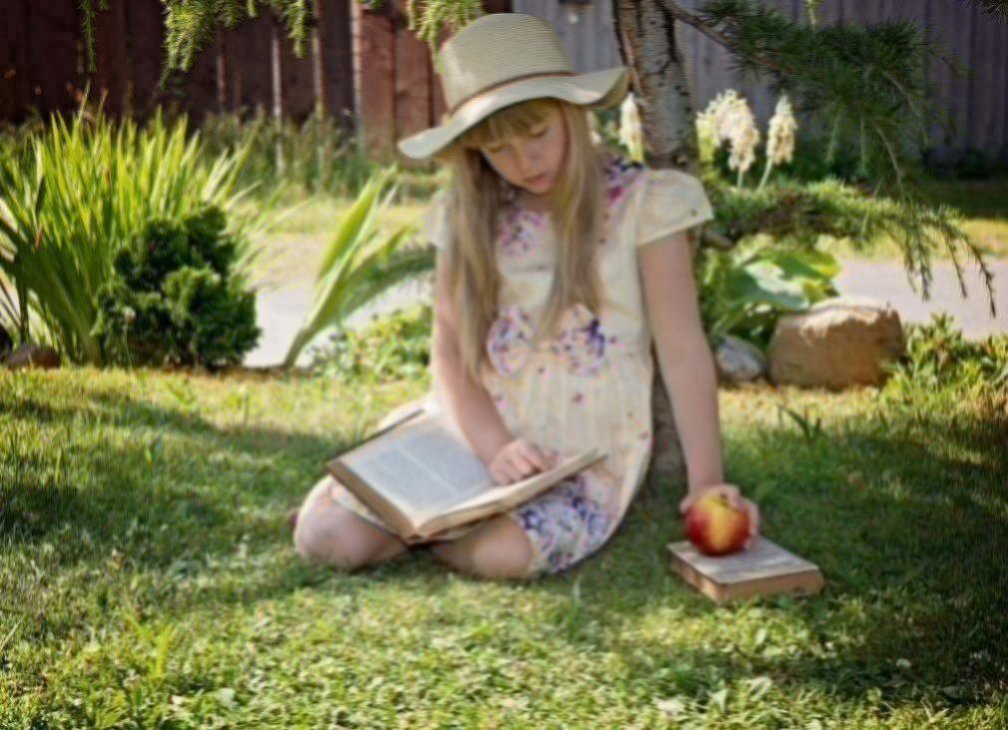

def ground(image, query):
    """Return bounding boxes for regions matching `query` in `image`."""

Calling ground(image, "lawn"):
[251,175,1008,293]
[2,365,1005,727]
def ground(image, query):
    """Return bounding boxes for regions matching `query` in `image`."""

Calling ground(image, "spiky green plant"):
[0,104,276,364]
[283,165,434,368]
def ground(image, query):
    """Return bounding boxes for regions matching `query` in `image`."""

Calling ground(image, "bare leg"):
[293,477,408,571]
[428,514,535,580]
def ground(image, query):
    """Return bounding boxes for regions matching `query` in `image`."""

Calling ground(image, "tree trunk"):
[613,0,701,499]
[613,0,699,171]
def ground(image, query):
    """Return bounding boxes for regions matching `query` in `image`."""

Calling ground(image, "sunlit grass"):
[1,367,1004,726]
[250,176,1008,292]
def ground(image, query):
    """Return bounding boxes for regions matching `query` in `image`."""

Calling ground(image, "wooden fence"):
[3,1,1004,162]
[0,0,354,130]
[515,0,1008,161]
[0,0,510,165]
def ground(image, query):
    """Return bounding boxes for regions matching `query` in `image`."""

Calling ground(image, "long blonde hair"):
[432,97,614,382]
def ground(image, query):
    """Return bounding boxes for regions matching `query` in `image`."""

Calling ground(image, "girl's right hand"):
[488,438,560,485]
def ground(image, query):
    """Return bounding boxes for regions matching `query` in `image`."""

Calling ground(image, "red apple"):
[684,492,750,556]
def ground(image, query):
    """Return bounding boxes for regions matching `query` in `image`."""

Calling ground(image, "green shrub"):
[0,105,276,364]
[308,303,432,383]
[885,313,1008,393]
[697,240,840,350]
[93,206,260,368]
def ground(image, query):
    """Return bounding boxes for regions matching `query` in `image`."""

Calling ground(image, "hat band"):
[447,70,577,117]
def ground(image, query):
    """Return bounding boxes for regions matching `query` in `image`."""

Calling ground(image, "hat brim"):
[397,65,631,160]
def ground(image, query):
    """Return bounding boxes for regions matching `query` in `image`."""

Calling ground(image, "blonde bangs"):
[459,98,555,149]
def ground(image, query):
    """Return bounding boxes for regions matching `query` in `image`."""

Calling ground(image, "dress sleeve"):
[634,168,714,248]
[419,189,452,251]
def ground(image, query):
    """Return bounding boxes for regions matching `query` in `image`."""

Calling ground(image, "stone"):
[767,296,905,390]
[5,344,61,370]
[714,334,767,384]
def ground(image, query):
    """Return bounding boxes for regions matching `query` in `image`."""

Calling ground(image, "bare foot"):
[286,508,299,533]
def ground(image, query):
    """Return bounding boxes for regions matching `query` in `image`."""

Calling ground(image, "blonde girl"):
[290,12,760,579]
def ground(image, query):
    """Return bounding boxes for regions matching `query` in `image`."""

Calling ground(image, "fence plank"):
[354,3,397,159]
[93,0,130,117]
[29,0,80,118]
[230,16,274,115]
[129,0,167,120]
[0,1,31,122]
[972,12,1002,154]
[394,25,433,163]
[281,24,317,122]
[316,0,355,129]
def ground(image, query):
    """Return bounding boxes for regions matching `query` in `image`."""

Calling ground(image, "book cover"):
[667,536,825,604]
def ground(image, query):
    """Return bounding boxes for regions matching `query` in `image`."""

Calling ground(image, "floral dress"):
[329,151,715,576]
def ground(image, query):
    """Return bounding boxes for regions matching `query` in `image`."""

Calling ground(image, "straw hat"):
[397,12,631,160]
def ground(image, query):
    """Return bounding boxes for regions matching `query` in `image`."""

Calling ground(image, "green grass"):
[252,176,1008,293]
[2,367,1005,727]
[824,176,1008,261]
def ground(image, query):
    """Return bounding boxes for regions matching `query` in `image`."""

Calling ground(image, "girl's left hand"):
[678,482,760,550]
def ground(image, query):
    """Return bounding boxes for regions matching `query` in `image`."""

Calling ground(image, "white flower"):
[721,96,759,175]
[619,92,645,162]
[766,95,797,166]
[696,89,759,178]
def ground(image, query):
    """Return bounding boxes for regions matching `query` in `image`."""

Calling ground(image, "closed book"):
[667,536,824,604]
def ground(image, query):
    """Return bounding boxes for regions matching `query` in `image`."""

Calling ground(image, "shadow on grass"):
[499,393,1008,710]
[1,383,345,580]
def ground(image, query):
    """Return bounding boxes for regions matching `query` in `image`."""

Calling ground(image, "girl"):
[290,12,760,579]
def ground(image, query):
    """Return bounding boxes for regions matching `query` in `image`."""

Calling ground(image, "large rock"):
[768,296,905,389]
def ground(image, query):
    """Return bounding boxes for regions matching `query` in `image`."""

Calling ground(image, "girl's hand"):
[488,438,559,485]
[679,482,761,550]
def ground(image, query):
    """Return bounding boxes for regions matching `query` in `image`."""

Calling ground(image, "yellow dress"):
[329,151,714,575]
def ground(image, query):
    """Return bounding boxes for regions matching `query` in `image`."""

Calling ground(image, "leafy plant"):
[697,240,840,350]
[308,303,433,383]
[776,404,825,444]
[0,103,277,364]
[283,166,434,368]
[884,313,1008,393]
[92,206,260,368]
[199,109,385,200]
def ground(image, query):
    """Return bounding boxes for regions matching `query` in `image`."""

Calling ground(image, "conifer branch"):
[963,0,1008,20]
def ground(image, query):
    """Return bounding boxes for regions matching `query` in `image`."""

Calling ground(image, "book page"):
[341,412,495,518]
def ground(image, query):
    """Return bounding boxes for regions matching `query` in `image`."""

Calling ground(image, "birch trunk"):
[613,0,701,499]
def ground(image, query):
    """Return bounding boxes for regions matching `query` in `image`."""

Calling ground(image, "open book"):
[326,402,606,545]
[667,536,825,604]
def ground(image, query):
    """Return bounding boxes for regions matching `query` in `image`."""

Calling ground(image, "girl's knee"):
[471,539,534,580]
[293,503,385,572]
[433,517,536,580]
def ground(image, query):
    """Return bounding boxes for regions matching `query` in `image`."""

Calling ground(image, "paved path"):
[834,260,1006,337]
[245,277,433,368]
[244,260,1007,368]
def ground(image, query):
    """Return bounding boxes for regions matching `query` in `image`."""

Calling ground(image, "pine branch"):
[405,0,484,57]
[79,0,111,74]
[683,0,949,197]
[708,178,997,314]
[962,0,1008,20]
